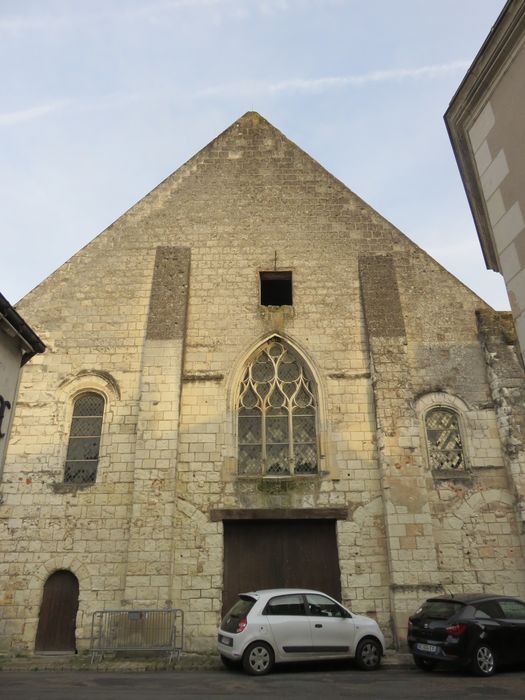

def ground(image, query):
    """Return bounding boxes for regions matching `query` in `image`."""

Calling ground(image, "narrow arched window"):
[425,407,465,471]
[238,338,318,476]
[64,392,105,484]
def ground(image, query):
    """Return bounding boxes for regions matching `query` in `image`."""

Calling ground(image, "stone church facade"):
[1,112,525,654]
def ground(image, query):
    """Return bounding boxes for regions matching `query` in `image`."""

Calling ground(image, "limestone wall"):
[1,113,525,653]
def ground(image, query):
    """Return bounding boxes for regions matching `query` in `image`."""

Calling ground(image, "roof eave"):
[0,292,46,365]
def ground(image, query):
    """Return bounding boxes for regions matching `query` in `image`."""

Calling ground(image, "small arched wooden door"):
[35,570,79,652]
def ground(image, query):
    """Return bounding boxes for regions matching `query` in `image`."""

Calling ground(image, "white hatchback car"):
[217,588,385,675]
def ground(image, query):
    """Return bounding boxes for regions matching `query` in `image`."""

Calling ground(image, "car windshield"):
[418,600,464,620]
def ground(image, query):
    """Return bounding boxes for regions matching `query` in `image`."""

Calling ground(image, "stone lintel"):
[210,507,348,522]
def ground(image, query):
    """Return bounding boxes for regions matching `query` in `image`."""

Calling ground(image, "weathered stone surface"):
[146,247,190,340]
[1,112,525,654]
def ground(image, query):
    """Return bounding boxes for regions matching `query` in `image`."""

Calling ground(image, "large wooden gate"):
[35,570,79,652]
[222,519,341,615]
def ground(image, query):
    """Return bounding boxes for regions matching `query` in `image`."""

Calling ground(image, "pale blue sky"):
[1,0,509,308]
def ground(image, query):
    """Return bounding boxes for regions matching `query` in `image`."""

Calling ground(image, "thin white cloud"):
[196,61,471,98]
[0,14,68,33]
[0,0,304,33]
[0,59,469,129]
[0,101,69,127]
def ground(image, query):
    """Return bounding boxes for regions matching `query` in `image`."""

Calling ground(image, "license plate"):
[416,643,437,653]
[218,634,233,647]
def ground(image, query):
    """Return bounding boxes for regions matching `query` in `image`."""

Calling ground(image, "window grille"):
[425,408,465,471]
[64,392,105,484]
[238,338,318,476]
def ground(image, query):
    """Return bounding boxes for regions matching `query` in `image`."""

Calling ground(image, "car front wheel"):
[242,641,275,676]
[355,638,382,670]
[471,644,496,676]
[413,655,437,672]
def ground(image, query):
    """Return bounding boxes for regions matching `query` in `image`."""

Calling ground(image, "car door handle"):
[315,624,323,628]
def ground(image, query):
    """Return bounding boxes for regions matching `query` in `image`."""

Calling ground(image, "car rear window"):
[221,596,256,632]
[418,600,464,620]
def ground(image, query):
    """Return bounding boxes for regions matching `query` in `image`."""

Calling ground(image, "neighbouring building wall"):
[0,332,22,475]
[446,0,525,363]
[0,293,44,476]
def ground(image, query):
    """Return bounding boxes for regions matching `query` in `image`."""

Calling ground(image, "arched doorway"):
[35,570,79,652]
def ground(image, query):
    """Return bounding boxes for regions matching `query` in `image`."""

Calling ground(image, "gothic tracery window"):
[425,407,465,471]
[64,392,105,484]
[237,338,318,476]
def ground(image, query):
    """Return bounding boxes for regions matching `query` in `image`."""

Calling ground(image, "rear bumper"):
[408,638,467,664]
[217,632,244,661]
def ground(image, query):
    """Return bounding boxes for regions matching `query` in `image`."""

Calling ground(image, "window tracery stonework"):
[237,338,318,476]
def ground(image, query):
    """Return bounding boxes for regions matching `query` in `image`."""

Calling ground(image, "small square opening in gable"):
[260,271,293,306]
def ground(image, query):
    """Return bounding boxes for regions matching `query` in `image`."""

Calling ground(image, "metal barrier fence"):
[90,608,184,666]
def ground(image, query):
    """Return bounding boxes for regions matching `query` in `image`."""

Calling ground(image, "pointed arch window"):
[237,338,318,476]
[425,407,465,471]
[64,392,105,484]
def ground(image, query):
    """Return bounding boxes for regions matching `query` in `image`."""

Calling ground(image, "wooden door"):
[222,519,341,616]
[35,570,79,652]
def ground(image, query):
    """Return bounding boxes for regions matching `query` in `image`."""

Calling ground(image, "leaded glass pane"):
[295,405,315,415]
[268,387,285,408]
[266,416,288,444]
[64,461,98,484]
[240,386,258,409]
[295,385,313,408]
[239,407,260,417]
[278,357,300,382]
[267,444,289,474]
[294,444,317,474]
[267,405,286,416]
[66,436,100,461]
[426,408,464,470]
[268,342,283,357]
[237,337,318,476]
[293,415,316,444]
[238,416,262,444]
[282,382,296,397]
[256,382,271,399]
[69,416,103,437]
[252,354,273,382]
[73,393,104,416]
[239,445,262,475]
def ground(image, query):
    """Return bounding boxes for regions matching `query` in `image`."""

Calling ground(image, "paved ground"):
[3,666,525,700]
[0,649,413,673]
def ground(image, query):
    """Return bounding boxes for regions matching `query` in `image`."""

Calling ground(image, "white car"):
[217,588,385,675]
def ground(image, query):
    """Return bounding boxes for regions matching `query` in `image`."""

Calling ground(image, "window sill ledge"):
[431,469,473,484]
[51,482,95,493]
[237,473,321,480]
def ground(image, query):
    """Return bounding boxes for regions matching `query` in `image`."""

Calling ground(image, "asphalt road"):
[3,666,525,700]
